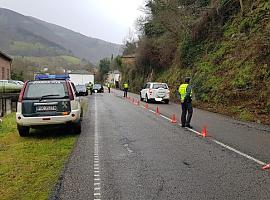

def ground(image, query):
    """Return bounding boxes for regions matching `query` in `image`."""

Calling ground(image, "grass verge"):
[0,113,77,200]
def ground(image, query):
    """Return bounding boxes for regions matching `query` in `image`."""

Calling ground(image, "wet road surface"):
[52,92,270,200]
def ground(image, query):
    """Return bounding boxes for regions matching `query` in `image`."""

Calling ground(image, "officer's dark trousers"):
[124,89,128,97]
[181,101,193,126]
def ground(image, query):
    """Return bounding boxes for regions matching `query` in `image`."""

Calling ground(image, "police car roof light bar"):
[35,74,70,80]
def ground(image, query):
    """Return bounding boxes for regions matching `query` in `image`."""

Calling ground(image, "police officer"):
[107,83,111,93]
[123,81,129,98]
[87,82,93,95]
[178,77,193,128]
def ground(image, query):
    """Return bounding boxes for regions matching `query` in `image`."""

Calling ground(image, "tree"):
[99,58,111,81]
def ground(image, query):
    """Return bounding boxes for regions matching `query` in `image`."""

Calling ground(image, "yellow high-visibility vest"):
[124,83,129,89]
[178,84,192,102]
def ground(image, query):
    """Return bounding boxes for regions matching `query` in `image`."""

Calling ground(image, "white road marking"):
[135,98,268,167]
[94,96,102,199]
[160,114,171,121]
[211,139,266,165]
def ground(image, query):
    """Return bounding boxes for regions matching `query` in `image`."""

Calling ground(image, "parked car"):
[0,80,23,93]
[140,82,170,104]
[75,84,88,96]
[16,74,83,137]
[93,83,104,93]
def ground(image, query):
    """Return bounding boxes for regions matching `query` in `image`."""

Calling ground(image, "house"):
[107,70,121,88]
[0,51,12,80]
[121,54,135,66]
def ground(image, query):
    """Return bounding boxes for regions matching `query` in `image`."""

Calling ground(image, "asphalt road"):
[52,92,270,200]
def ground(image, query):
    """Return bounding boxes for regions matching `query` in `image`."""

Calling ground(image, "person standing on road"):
[87,82,93,95]
[107,83,111,93]
[123,81,129,98]
[178,77,193,128]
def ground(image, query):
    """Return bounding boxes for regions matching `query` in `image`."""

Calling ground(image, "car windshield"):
[152,84,168,89]
[24,81,68,99]
[93,84,102,89]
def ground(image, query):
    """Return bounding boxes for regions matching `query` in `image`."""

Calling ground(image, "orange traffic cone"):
[171,114,177,123]
[262,163,270,170]
[156,106,160,115]
[144,103,148,109]
[201,126,207,138]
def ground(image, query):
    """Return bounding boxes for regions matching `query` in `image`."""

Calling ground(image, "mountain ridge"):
[0,7,122,64]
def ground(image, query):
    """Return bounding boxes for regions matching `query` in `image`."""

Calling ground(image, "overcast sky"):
[0,0,145,44]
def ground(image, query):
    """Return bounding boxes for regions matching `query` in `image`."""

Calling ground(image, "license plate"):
[155,98,162,101]
[36,105,57,112]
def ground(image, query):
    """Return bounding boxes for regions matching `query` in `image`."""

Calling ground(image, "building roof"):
[0,51,12,62]
[121,54,135,58]
[69,70,93,75]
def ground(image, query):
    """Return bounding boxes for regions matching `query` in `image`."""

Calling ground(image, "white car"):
[16,75,83,136]
[140,82,170,104]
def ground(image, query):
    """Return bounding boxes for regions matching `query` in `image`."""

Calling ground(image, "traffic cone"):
[171,114,177,123]
[144,103,148,109]
[201,126,207,138]
[262,163,270,170]
[156,106,160,115]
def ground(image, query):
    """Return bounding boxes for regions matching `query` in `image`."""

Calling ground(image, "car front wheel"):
[164,99,169,104]
[17,125,30,137]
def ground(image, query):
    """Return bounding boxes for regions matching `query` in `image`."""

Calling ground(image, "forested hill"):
[120,0,270,124]
[0,8,122,64]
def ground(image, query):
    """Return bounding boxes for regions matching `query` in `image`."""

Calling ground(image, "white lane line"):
[211,139,266,165]
[160,114,171,121]
[94,96,102,199]
[138,102,267,167]
[149,110,155,114]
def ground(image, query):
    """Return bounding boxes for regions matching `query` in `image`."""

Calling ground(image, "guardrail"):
[0,93,19,117]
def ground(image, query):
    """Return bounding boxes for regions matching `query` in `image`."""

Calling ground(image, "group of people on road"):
[122,77,193,128]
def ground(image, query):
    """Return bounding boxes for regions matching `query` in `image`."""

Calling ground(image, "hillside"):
[0,8,122,64]
[120,0,270,124]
